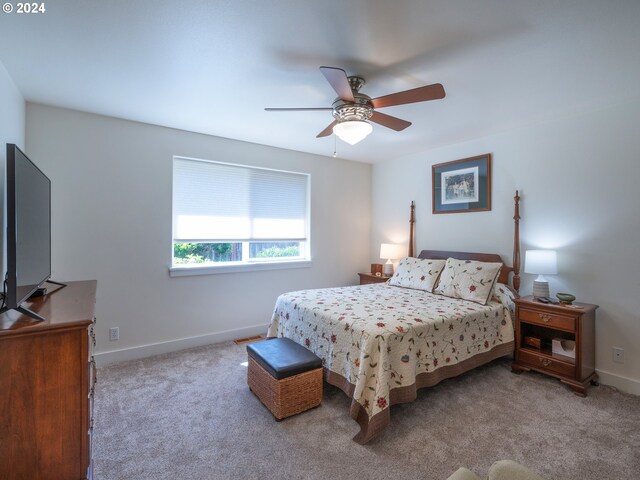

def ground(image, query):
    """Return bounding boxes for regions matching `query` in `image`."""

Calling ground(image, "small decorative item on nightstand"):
[556,293,576,305]
[371,263,383,276]
[523,336,542,349]
[552,338,576,358]
[511,296,598,396]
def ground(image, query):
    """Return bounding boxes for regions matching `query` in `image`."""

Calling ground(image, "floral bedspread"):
[267,283,515,441]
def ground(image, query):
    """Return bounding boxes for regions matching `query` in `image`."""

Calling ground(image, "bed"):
[267,192,522,443]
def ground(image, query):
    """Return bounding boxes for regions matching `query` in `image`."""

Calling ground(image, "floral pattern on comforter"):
[268,283,515,423]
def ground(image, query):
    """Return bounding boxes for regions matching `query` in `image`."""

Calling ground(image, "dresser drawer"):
[519,308,575,332]
[519,349,575,378]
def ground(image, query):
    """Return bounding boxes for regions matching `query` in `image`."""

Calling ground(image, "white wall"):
[372,97,640,394]
[0,62,26,274]
[26,104,371,360]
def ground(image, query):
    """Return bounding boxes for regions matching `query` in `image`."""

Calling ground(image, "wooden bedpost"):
[513,191,521,292]
[408,201,416,257]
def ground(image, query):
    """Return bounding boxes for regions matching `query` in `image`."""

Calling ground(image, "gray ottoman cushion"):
[247,338,322,380]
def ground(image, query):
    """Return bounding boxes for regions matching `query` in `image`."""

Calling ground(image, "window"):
[171,157,310,273]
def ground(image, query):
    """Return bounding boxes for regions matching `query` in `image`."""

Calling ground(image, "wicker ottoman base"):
[247,356,322,420]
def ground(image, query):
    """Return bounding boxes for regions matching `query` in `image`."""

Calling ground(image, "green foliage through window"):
[173,241,302,265]
[173,242,237,263]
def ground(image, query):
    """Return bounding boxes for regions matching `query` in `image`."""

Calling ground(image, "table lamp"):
[380,243,403,276]
[524,250,557,298]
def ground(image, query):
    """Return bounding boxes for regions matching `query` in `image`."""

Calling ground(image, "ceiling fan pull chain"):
[333,133,338,158]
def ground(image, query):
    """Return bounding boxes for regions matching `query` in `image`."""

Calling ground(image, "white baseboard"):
[596,369,640,396]
[95,333,639,397]
[94,323,269,366]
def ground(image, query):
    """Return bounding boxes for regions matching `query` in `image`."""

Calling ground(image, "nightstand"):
[511,296,598,396]
[358,272,390,285]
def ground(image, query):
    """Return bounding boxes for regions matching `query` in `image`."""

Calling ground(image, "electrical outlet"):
[613,347,624,364]
[109,327,119,341]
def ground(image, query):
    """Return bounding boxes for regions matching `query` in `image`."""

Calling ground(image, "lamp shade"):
[380,243,403,260]
[333,121,373,145]
[524,250,557,275]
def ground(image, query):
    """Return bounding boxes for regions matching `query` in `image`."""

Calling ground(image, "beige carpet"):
[93,342,640,480]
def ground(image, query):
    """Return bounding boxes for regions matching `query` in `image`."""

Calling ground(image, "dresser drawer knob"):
[538,314,552,323]
[540,358,552,367]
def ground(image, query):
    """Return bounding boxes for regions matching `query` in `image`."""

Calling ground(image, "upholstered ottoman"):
[247,338,323,420]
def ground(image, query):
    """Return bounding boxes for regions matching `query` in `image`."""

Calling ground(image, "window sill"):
[169,260,313,277]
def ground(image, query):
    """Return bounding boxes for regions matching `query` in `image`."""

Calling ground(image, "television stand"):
[46,279,67,288]
[1,280,68,321]
[6,305,45,322]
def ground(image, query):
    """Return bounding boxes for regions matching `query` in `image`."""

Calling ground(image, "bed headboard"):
[418,250,513,286]
[410,191,521,292]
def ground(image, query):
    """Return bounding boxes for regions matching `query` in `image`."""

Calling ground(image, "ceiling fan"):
[265,66,446,145]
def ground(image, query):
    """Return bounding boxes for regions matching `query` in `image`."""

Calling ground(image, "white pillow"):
[389,257,446,292]
[434,258,502,305]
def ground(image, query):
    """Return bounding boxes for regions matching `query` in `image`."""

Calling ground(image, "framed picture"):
[432,154,492,214]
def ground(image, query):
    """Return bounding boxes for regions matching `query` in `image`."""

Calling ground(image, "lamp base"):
[532,280,550,299]
[383,262,394,277]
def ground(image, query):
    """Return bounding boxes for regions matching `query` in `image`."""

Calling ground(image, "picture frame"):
[432,154,492,214]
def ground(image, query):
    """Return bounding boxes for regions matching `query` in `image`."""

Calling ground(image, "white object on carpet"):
[447,460,544,480]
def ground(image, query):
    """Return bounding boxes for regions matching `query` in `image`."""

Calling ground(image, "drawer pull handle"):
[540,358,552,367]
[90,357,97,382]
[538,314,552,323]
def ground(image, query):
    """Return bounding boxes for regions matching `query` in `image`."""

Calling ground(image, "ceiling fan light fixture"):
[333,120,373,145]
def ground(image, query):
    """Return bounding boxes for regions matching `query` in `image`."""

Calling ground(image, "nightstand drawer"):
[519,309,575,332]
[358,273,390,285]
[519,349,575,377]
[360,276,385,285]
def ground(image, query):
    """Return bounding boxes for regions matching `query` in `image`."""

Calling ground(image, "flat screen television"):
[1,143,51,321]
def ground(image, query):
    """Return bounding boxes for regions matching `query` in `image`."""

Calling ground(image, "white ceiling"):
[1,0,639,163]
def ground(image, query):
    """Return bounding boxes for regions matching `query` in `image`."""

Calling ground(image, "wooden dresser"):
[0,280,97,480]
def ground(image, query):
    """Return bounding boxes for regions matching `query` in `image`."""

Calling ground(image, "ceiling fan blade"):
[320,66,355,102]
[371,83,445,109]
[265,107,333,112]
[370,111,412,131]
[316,120,338,138]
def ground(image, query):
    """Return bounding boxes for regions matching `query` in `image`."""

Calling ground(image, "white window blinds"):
[173,158,309,242]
